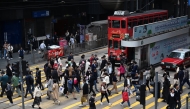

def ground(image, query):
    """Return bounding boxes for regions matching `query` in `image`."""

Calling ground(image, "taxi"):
[160,49,190,70]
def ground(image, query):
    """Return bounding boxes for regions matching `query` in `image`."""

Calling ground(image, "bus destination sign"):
[114,11,129,16]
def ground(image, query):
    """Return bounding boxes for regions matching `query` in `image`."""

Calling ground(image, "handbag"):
[44,83,48,88]
[81,96,86,102]
[59,86,64,93]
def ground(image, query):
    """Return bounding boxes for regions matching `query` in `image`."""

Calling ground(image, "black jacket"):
[83,83,88,94]
[124,78,132,87]
[100,59,107,70]
[167,93,176,105]
[89,96,96,108]
[6,67,12,77]
[89,76,95,85]
[36,70,41,80]
[52,70,58,80]
[174,89,181,101]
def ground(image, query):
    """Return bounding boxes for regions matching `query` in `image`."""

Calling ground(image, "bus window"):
[149,18,153,23]
[133,21,137,27]
[144,19,148,24]
[109,40,113,48]
[108,20,111,28]
[112,20,120,28]
[128,22,132,29]
[113,41,119,50]
[138,20,143,25]
[121,20,126,28]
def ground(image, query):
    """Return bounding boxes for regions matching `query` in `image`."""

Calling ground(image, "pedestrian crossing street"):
[0,63,189,109]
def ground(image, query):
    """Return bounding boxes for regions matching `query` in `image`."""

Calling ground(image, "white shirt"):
[34,87,42,97]
[85,61,90,73]
[101,85,107,91]
[70,38,74,44]
[39,43,46,49]
[104,76,110,84]
[127,78,130,86]
[108,66,112,74]
[7,46,13,51]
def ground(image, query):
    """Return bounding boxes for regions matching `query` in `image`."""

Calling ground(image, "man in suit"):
[35,68,44,90]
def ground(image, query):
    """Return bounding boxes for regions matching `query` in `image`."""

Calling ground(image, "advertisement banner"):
[133,16,188,40]
[189,0,190,6]
[149,34,190,64]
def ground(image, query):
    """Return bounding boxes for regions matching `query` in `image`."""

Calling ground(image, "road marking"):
[82,91,122,109]
[63,83,124,109]
[5,89,48,103]
[102,87,151,109]
[160,93,188,109]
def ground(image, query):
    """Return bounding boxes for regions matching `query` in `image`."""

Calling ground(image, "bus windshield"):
[112,20,120,28]
[113,41,119,49]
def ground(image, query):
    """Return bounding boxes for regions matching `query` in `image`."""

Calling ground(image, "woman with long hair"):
[52,79,60,105]
[32,83,42,109]
[111,72,118,94]
[118,63,126,81]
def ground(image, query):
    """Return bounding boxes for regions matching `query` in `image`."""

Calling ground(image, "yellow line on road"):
[63,83,124,109]
[102,87,151,109]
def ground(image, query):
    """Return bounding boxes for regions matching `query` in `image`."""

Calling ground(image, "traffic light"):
[12,62,19,74]
[136,84,146,105]
[22,60,28,76]
[150,82,161,98]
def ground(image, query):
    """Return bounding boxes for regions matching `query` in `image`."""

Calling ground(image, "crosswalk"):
[0,63,189,109]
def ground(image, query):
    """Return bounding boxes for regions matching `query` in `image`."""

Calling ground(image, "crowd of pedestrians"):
[0,50,189,109]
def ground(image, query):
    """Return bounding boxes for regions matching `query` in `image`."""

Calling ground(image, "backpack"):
[122,90,129,101]
[74,78,78,85]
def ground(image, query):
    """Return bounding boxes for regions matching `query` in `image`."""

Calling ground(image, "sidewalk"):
[0,45,107,70]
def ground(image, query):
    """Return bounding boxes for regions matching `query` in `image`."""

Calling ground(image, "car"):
[160,49,190,70]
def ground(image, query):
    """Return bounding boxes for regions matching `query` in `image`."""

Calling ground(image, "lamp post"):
[19,58,25,109]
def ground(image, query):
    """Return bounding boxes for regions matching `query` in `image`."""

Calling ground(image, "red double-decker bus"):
[108,10,168,62]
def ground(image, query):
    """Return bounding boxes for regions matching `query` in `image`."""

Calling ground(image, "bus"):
[108,10,168,62]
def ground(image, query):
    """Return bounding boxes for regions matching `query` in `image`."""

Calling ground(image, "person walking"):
[118,63,126,81]
[178,66,184,92]
[111,73,118,94]
[89,73,96,94]
[6,82,13,105]
[89,94,96,109]
[131,73,139,95]
[52,79,60,105]
[167,88,176,109]
[0,71,9,97]
[11,73,21,97]
[162,75,170,102]
[181,65,190,89]
[46,76,53,100]
[120,84,132,109]
[67,77,77,100]
[32,84,42,109]
[100,81,111,106]
[7,43,13,59]
[79,79,89,107]
[174,84,182,109]
[24,72,34,99]
[35,68,44,90]
[149,65,155,82]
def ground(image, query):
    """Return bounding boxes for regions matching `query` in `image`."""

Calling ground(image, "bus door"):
[140,45,148,68]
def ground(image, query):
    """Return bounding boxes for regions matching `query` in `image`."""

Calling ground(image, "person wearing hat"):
[35,68,44,90]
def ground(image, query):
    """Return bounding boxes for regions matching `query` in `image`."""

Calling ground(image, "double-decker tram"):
[108,10,168,62]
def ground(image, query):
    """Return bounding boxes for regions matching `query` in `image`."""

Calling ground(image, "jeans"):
[94,80,98,91]
[12,86,21,96]
[31,84,34,92]
[25,85,33,97]
[121,92,131,106]
[132,84,138,93]
[74,85,80,93]
[181,78,190,88]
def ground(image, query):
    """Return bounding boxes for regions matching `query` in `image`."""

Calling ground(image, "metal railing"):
[63,37,108,56]
[185,95,190,109]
